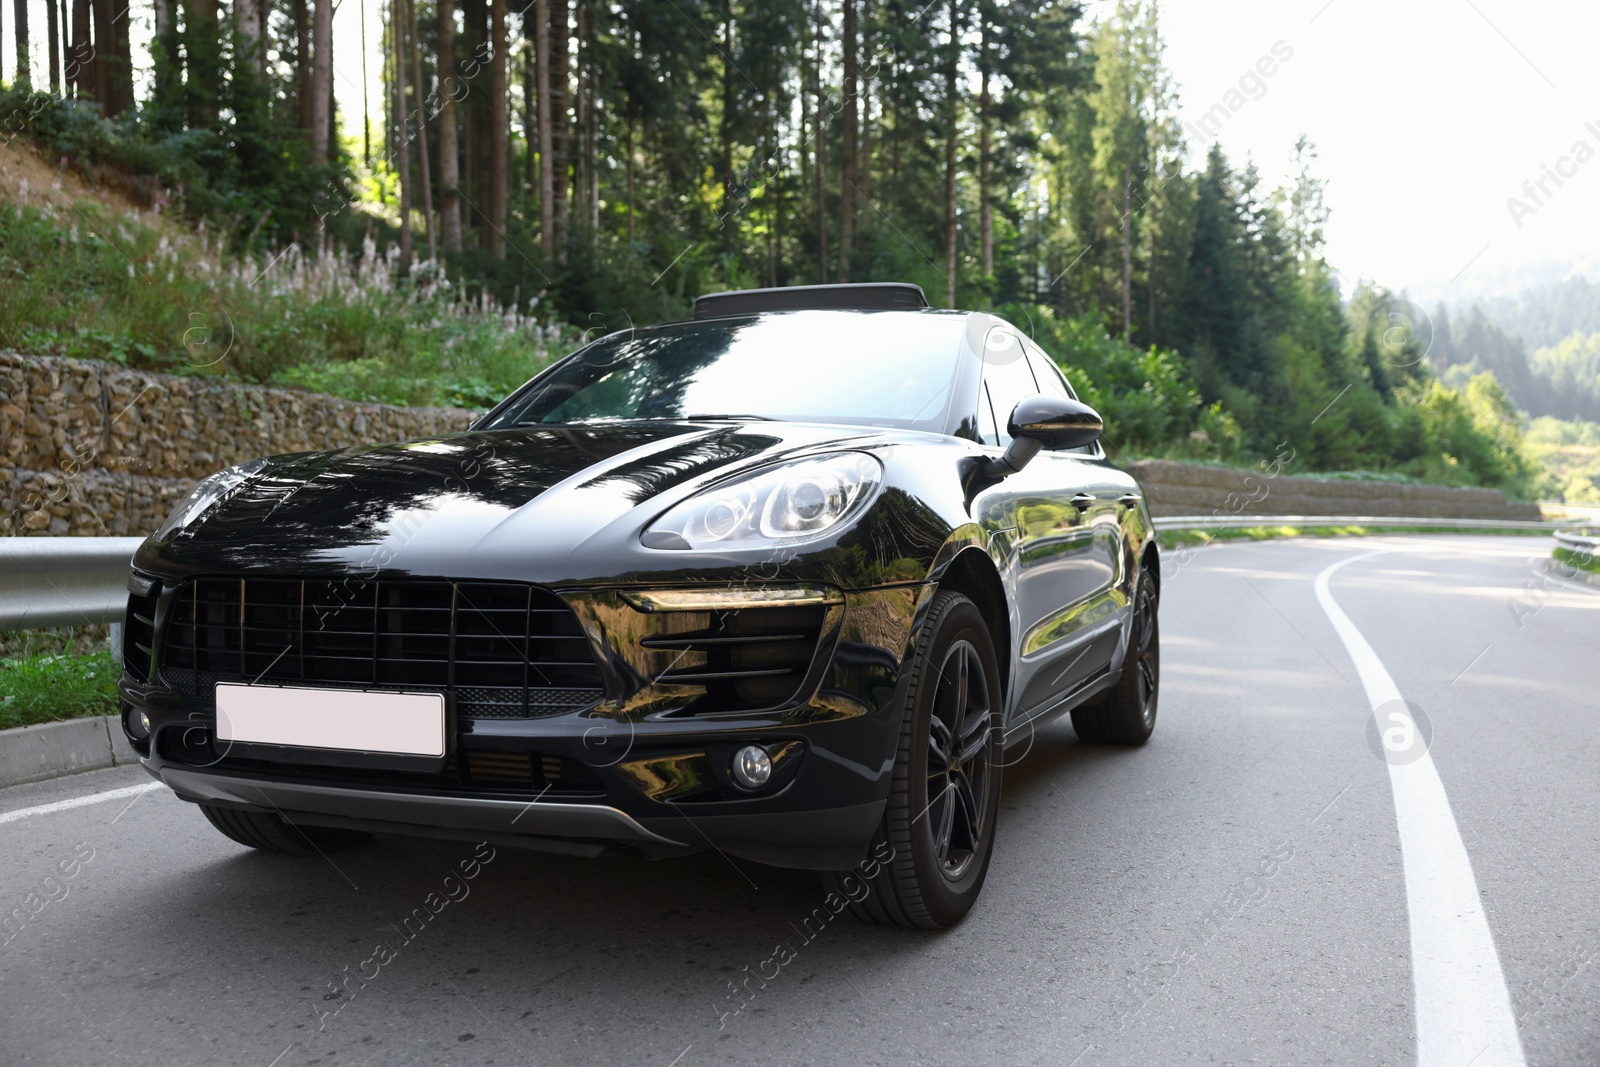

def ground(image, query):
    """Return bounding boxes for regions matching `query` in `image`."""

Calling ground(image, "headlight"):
[642,452,883,550]
[153,458,270,541]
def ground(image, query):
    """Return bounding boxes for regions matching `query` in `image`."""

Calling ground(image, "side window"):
[979,328,1040,447]
[1024,343,1074,400]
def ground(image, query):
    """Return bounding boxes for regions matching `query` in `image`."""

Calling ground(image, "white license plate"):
[215,683,446,758]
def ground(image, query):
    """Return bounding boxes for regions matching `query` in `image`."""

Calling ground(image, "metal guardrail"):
[1152,514,1576,533]
[0,518,1587,633]
[0,537,146,630]
[1553,530,1599,554]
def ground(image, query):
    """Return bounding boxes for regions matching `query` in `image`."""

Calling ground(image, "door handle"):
[1117,493,1141,508]
[1070,493,1096,509]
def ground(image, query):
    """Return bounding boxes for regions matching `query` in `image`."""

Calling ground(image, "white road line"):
[1314,551,1525,1067]
[1531,567,1600,598]
[0,782,163,826]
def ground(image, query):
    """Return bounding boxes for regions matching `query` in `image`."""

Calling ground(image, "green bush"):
[0,196,581,405]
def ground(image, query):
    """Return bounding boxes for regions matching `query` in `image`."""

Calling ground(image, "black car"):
[119,282,1160,928]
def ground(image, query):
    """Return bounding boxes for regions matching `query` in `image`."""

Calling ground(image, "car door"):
[975,328,1124,720]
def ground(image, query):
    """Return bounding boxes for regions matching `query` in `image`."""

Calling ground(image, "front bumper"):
[121,583,932,869]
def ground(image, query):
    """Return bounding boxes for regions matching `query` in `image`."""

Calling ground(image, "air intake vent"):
[642,604,825,714]
[122,583,160,682]
[158,578,602,718]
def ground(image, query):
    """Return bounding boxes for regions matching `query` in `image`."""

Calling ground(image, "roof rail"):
[693,282,930,320]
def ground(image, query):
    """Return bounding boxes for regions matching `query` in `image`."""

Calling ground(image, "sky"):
[4,0,1595,305]
[1139,0,1600,304]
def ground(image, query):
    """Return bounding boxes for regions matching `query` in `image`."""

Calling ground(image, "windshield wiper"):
[680,413,775,421]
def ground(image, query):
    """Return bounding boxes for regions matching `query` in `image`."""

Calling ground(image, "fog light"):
[138,711,151,736]
[731,745,772,789]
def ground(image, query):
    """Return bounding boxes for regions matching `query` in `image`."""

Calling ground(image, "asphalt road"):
[2,535,1596,1067]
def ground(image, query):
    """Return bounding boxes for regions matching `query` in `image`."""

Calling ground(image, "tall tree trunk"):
[942,0,960,308]
[46,0,61,92]
[91,0,108,104]
[585,21,596,234]
[717,0,733,253]
[772,112,784,286]
[535,0,553,256]
[624,116,634,249]
[1147,196,1156,340]
[978,16,992,282]
[1120,161,1132,339]
[522,21,534,204]
[69,0,91,97]
[798,30,810,229]
[437,0,462,253]
[811,0,827,283]
[156,0,175,109]
[359,0,370,162]
[488,0,507,258]
[860,0,872,208]
[839,0,855,279]
[582,0,595,239]
[235,0,260,72]
[14,0,31,86]
[111,0,136,112]
[295,0,312,131]
[392,0,414,262]
[460,0,482,233]
[407,0,435,257]
[548,0,567,260]
[310,0,333,162]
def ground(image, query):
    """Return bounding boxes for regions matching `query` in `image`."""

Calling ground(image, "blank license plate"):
[215,683,446,758]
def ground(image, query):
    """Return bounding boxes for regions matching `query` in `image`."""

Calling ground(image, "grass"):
[0,647,119,730]
[0,192,581,408]
[1553,545,1600,574]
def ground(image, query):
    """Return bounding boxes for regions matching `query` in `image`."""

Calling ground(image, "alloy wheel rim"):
[926,639,993,881]
[1136,588,1159,726]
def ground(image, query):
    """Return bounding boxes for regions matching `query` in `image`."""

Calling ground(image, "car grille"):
[156,577,604,718]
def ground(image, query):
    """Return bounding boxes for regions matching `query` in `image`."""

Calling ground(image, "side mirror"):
[985,395,1103,478]
[1010,394,1103,449]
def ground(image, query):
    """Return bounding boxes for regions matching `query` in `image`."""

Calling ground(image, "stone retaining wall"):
[0,353,1541,536]
[1,353,476,537]
[1127,458,1541,521]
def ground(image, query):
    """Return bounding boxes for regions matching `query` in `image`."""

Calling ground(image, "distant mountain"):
[1473,276,1600,351]
[1433,276,1600,422]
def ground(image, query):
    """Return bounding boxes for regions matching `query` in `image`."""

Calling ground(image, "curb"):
[0,714,139,790]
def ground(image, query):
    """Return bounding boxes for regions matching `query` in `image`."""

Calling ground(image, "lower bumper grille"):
[157,577,604,718]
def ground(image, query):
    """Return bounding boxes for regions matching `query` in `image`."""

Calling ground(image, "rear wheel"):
[1070,571,1159,745]
[821,591,1003,929]
[199,804,371,854]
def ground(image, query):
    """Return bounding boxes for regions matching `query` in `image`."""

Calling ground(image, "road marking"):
[1314,551,1525,1067]
[1531,567,1600,598]
[0,782,163,826]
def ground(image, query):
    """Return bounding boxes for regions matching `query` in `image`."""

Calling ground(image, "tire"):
[1070,571,1159,745]
[821,591,1003,929]
[199,804,371,855]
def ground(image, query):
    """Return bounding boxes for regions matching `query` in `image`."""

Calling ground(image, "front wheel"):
[821,591,1003,929]
[1071,571,1159,745]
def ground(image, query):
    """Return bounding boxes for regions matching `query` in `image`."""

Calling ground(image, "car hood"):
[137,421,897,583]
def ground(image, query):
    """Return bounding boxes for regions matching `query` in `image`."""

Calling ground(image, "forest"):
[0,0,1557,496]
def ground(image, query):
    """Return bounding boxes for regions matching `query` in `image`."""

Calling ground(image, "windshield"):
[482,309,968,434]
